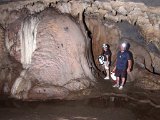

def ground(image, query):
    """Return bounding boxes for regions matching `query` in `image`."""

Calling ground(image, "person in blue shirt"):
[112,42,132,90]
[102,44,111,80]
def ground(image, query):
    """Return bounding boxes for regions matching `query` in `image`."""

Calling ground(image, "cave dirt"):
[0,78,160,120]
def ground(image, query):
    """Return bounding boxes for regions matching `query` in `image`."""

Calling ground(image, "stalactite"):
[19,16,40,68]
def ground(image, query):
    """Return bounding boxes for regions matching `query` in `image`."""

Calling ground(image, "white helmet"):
[121,42,127,49]
[102,44,108,48]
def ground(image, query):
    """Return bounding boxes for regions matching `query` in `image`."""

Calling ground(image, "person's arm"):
[106,55,109,61]
[127,52,132,72]
[112,59,117,72]
[106,50,111,62]
[127,60,132,72]
[112,51,118,73]
[105,55,109,66]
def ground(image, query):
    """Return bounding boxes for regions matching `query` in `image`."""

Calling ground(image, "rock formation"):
[0,0,159,100]
[4,8,95,100]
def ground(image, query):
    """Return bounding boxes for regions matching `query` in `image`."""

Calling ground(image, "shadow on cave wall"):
[117,21,160,55]
[117,21,160,75]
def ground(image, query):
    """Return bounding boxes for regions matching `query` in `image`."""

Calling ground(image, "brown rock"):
[135,69,160,90]
[8,10,94,99]
[117,6,128,16]
[0,27,5,93]
[29,86,69,100]
[85,17,120,70]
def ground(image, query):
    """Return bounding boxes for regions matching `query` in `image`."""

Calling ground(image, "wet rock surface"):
[0,79,160,120]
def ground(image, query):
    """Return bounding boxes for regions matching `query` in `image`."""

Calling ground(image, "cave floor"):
[68,78,160,105]
[0,79,160,120]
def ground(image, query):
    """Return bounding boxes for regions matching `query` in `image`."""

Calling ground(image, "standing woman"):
[102,44,111,80]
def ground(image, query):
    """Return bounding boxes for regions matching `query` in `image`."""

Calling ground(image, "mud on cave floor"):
[0,78,160,120]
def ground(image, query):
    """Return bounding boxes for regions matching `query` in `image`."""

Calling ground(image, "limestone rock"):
[117,6,128,16]
[29,86,69,100]
[7,9,94,99]
[102,2,112,11]
[56,2,71,14]
[11,70,32,99]
[0,27,5,93]
[135,69,160,90]
[0,27,5,60]
[150,52,160,73]
[85,17,120,69]
[64,78,92,91]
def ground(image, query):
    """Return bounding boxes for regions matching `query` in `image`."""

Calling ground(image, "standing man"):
[112,42,132,90]
[102,44,111,80]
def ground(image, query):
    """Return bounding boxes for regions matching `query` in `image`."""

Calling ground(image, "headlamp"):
[102,44,107,48]
[121,43,127,48]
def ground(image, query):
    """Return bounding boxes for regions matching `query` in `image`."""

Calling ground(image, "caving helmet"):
[120,42,127,50]
[102,43,108,48]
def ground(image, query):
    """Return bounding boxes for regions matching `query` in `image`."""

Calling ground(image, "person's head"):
[120,42,127,52]
[102,44,108,51]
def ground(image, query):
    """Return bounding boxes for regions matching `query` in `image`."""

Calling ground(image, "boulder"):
[7,9,95,100]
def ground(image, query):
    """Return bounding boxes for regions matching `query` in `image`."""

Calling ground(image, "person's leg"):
[119,77,125,90]
[104,62,109,79]
[116,77,120,85]
[121,77,125,86]
[103,63,106,79]
[119,70,127,90]
[113,77,119,87]
[113,69,120,87]
[106,67,109,77]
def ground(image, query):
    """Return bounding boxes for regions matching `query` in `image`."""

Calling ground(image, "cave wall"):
[0,24,22,95]
[84,1,160,89]
[0,26,5,92]
[85,1,160,73]
[85,17,120,68]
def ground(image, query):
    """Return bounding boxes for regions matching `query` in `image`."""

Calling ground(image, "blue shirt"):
[116,51,130,70]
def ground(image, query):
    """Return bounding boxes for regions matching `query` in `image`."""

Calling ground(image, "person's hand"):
[127,68,131,73]
[106,61,109,66]
[112,68,116,73]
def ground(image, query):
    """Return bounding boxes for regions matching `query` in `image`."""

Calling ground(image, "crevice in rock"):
[82,10,100,78]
